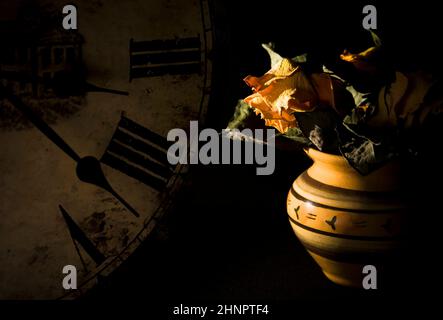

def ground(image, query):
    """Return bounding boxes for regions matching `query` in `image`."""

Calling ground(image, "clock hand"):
[0,84,140,218]
[84,82,129,96]
[0,84,81,162]
[59,205,106,266]
[76,157,140,218]
[51,71,129,97]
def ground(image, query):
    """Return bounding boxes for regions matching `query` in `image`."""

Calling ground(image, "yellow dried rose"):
[243,45,331,133]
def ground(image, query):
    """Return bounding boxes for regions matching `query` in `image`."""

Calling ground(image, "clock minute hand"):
[0,84,80,162]
[50,72,129,97]
[0,85,140,218]
[84,82,129,96]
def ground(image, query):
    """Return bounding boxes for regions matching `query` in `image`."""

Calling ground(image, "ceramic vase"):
[286,148,409,287]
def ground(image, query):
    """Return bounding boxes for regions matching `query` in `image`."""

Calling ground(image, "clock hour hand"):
[0,84,140,218]
[76,157,140,218]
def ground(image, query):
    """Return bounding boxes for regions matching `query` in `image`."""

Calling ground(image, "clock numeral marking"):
[101,115,173,191]
[129,37,201,80]
[59,205,106,267]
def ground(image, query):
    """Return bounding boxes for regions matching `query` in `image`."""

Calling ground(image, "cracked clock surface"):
[0,0,212,299]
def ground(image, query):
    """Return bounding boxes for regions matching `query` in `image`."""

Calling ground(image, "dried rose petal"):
[244,91,298,133]
[340,47,380,75]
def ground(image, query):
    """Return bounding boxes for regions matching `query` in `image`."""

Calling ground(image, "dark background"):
[79,0,441,315]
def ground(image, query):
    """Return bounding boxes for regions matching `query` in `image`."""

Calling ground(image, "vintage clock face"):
[0,0,212,299]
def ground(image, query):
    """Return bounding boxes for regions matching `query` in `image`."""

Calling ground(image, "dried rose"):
[243,45,339,133]
[368,71,440,129]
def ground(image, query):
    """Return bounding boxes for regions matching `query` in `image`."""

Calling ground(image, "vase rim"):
[304,147,346,164]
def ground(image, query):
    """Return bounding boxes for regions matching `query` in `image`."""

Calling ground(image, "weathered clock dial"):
[0,0,212,299]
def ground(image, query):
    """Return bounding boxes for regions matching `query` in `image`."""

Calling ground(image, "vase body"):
[287,148,409,287]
